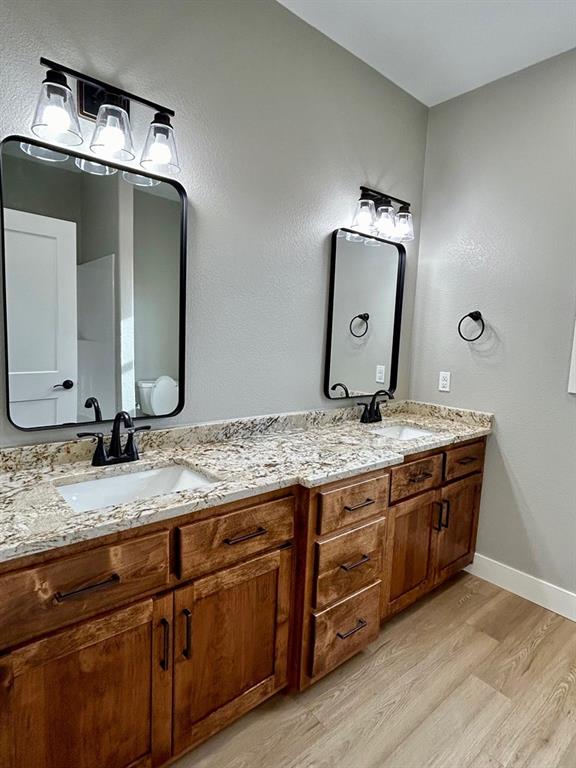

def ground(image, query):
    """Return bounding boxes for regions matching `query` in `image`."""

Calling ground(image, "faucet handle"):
[357,403,370,423]
[134,425,151,432]
[77,432,107,467]
[77,431,104,439]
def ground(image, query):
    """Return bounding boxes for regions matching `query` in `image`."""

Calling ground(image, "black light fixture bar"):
[359,185,410,209]
[40,57,175,117]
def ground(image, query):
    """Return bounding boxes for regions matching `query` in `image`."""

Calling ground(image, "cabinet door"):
[381,490,440,618]
[0,596,173,768]
[435,474,482,585]
[173,547,292,756]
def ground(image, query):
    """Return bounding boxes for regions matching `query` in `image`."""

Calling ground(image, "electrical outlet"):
[376,365,386,384]
[438,371,451,392]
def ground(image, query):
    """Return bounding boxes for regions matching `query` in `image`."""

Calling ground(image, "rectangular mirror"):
[0,136,186,430]
[325,228,405,399]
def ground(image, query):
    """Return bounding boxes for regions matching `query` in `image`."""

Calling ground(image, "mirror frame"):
[324,227,406,400]
[0,134,188,431]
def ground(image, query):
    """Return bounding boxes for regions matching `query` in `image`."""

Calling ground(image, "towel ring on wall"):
[458,310,485,342]
[349,312,370,338]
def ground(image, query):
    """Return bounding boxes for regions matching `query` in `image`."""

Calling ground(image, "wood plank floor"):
[172,574,576,768]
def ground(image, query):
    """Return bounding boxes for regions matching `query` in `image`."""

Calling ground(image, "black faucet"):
[358,389,394,423]
[84,396,103,422]
[78,410,150,467]
[330,382,350,398]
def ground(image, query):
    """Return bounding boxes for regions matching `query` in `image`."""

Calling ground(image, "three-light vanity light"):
[22,58,180,186]
[349,186,414,243]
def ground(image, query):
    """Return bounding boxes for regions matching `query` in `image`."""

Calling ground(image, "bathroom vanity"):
[0,402,491,768]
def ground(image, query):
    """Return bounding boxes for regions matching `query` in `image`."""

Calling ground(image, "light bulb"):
[148,136,172,164]
[99,124,125,153]
[30,69,82,146]
[42,102,71,133]
[375,200,396,239]
[350,199,375,234]
[395,204,414,242]
[140,113,180,175]
[90,103,135,162]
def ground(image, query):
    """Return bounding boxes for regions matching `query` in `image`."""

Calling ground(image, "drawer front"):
[318,475,389,535]
[314,517,384,609]
[178,496,294,580]
[445,441,485,481]
[390,454,443,503]
[0,531,169,651]
[311,581,380,678]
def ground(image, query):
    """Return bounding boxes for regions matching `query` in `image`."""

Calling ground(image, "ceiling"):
[277,0,576,106]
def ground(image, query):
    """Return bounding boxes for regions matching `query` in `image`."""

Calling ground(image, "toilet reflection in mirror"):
[0,137,186,429]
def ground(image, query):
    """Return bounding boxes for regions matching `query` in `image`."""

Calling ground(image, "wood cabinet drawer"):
[311,581,380,678]
[390,454,443,503]
[445,441,485,481]
[177,496,294,580]
[314,517,385,609]
[0,531,169,651]
[318,475,388,535]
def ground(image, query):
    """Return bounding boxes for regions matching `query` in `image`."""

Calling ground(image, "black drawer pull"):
[160,618,170,671]
[54,572,120,603]
[337,618,368,640]
[409,471,433,484]
[224,526,267,545]
[340,554,370,572]
[442,499,451,529]
[433,501,443,532]
[183,608,192,659]
[457,456,477,465]
[344,498,375,512]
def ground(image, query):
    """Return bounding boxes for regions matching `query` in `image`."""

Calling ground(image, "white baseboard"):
[466,554,576,623]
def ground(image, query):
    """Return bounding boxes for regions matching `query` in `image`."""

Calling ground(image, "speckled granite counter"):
[0,401,493,565]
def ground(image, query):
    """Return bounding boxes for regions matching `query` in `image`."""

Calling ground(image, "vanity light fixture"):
[349,186,415,243]
[29,59,180,177]
[30,69,83,147]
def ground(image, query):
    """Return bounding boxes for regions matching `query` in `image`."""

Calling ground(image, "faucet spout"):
[109,411,134,458]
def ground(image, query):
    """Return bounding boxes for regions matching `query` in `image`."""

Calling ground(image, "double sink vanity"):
[0,400,492,768]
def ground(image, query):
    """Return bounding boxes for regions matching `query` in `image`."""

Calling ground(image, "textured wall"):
[0,0,428,445]
[411,51,576,591]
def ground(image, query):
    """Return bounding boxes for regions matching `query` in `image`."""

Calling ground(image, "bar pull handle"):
[344,498,375,512]
[54,572,120,603]
[457,456,477,465]
[409,471,433,484]
[160,618,170,671]
[182,608,192,659]
[337,618,368,640]
[340,554,370,572]
[433,501,443,532]
[442,499,451,529]
[224,526,267,545]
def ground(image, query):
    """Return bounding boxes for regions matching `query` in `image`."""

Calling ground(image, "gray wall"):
[0,0,428,445]
[410,50,576,591]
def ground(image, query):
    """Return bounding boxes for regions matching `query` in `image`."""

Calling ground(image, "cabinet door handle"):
[54,572,120,603]
[182,608,192,659]
[344,498,375,512]
[442,499,451,529]
[433,501,443,532]
[337,618,368,640]
[340,554,370,572]
[224,526,267,545]
[457,456,476,465]
[409,471,433,484]
[160,618,170,671]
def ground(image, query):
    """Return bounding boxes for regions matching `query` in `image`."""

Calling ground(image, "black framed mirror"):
[0,135,187,430]
[324,228,405,399]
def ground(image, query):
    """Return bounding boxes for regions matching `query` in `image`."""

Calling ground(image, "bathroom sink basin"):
[58,465,215,513]
[369,425,436,440]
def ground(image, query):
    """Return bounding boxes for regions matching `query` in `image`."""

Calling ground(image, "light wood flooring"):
[173,574,576,768]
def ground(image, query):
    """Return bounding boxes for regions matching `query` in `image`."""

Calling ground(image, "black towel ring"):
[350,312,370,338]
[458,310,485,342]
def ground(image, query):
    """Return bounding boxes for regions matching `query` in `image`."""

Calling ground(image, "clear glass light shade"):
[75,157,117,176]
[350,199,375,234]
[395,207,414,242]
[20,142,69,163]
[31,77,82,147]
[122,171,160,187]
[140,114,180,175]
[90,104,135,162]
[375,204,396,239]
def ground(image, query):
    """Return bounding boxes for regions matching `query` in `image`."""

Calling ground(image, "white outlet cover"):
[439,371,451,392]
[376,365,386,384]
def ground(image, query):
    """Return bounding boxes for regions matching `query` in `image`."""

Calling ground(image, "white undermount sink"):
[57,465,215,513]
[369,425,436,440]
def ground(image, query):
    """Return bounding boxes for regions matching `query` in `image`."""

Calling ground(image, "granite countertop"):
[0,401,493,565]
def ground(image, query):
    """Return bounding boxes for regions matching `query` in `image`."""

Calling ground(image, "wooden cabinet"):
[0,596,173,768]
[434,474,482,585]
[172,547,292,757]
[381,490,439,617]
